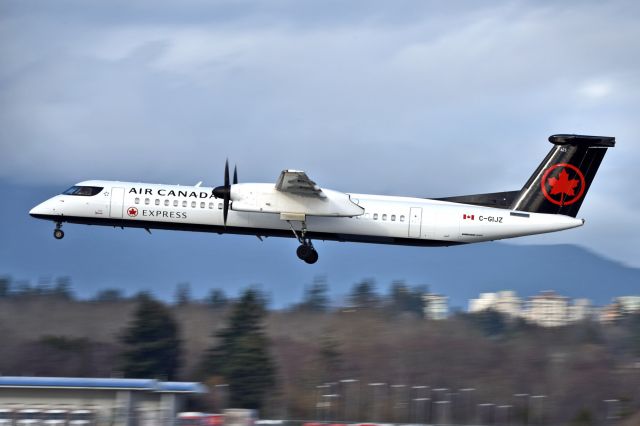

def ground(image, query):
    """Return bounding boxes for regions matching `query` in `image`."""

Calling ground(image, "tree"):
[14,280,32,297]
[570,408,594,426]
[298,276,330,312]
[119,294,182,380]
[349,279,380,309]
[464,309,508,337]
[175,282,191,306]
[94,288,125,302]
[52,276,73,300]
[201,288,276,410]
[387,281,427,317]
[318,331,343,381]
[0,276,9,298]
[626,312,640,357]
[207,288,229,309]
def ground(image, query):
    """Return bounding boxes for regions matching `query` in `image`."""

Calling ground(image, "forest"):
[0,276,639,425]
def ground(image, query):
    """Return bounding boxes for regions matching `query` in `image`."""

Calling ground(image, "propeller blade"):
[212,159,234,226]
[224,159,230,188]
[223,195,229,225]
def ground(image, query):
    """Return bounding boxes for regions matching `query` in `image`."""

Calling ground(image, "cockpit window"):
[63,186,103,196]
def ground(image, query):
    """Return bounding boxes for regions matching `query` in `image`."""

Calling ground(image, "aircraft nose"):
[29,202,48,217]
[29,198,59,218]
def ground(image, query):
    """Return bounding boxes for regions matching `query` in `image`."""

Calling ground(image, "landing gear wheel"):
[304,249,319,264]
[53,229,64,240]
[296,244,313,260]
[288,221,319,264]
[296,244,318,264]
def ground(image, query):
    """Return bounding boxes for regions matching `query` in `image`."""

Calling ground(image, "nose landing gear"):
[53,222,64,240]
[287,220,319,264]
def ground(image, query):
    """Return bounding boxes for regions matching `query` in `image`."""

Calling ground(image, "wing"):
[275,170,327,198]
[232,170,363,217]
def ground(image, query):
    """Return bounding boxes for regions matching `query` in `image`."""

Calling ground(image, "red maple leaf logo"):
[127,207,138,217]
[547,169,579,197]
[541,164,586,206]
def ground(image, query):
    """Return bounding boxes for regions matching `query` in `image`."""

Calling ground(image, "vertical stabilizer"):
[511,134,615,217]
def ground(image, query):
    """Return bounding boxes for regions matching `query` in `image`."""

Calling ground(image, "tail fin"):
[510,134,615,217]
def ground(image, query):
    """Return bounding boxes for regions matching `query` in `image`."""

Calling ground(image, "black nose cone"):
[213,186,229,199]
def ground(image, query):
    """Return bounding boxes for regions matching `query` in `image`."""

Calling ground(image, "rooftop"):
[0,377,207,394]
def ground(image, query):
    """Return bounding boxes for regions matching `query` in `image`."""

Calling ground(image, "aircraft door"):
[109,187,125,218]
[408,207,422,238]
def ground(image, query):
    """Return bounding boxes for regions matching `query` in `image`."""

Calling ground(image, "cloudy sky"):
[1,0,639,268]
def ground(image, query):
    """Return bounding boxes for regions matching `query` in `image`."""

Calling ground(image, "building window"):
[391,214,396,221]
[400,215,405,222]
[382,214,387,221]
[134,197,140,204]
[373,213,379,220]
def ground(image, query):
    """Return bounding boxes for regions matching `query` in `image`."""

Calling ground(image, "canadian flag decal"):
[463,214,475,220]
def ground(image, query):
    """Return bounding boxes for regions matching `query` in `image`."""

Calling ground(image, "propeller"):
[213,159,238,226]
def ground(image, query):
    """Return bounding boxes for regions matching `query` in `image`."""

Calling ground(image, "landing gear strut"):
[53,222,64,240]
[287,221,318,264]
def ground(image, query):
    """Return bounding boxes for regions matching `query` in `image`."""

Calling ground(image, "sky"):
[1,1,639,274]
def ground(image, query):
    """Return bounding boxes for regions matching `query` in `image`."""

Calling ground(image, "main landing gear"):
[287,221,319,264]
[53,222,64,240]
[296,242,318,264]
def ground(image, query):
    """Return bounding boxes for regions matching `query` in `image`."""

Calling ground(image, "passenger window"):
[391,215,396,221]
[400,215,405,222]
[382,214,387,221]
[173,200,178,207]
[155,199,160,206]
[135,197,140,204]
[373,213,379,220]
[218,203,223,210]
[191,201,196,208]
[164,199,169,206]
[209,202,214,209]
[145,198,150,205]
[200,202,205,208]
[182,200,187,208]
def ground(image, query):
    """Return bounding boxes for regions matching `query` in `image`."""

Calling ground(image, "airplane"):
[30,134,614,264]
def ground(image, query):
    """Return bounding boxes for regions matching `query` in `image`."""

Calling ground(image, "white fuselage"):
[29,180,584,247]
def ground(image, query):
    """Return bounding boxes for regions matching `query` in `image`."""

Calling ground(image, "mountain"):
[1,182,638,308]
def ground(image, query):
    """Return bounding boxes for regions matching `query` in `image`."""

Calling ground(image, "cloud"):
[578,80,614,100]
[1,0,639,266]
